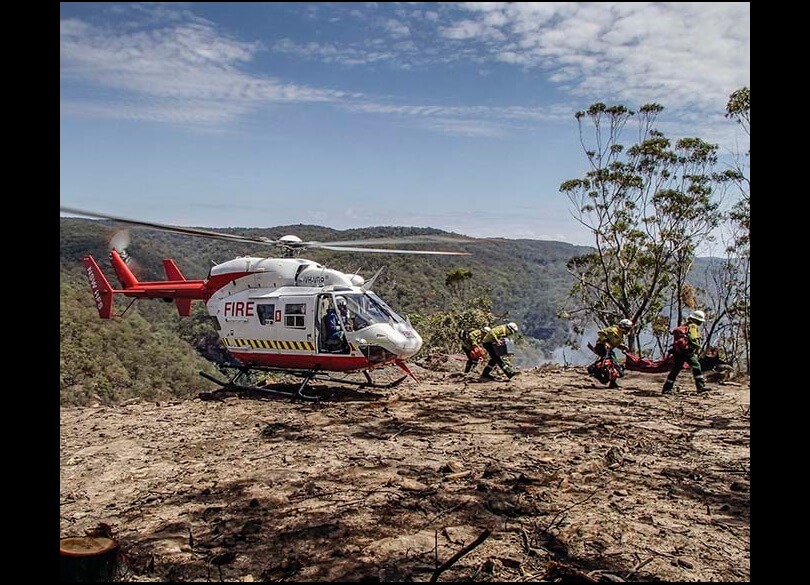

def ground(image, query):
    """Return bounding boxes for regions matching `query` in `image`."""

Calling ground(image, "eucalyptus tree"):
[410,269,497,359]
[559,103,726,355]
[445,267,473,304]
[712,86,750,372]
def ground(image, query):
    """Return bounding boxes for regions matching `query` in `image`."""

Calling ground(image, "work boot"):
[662,379,675,395]
[464,362,473,374]
[695,375,708,394]
[480,367,495,380]
[608,379,621,389]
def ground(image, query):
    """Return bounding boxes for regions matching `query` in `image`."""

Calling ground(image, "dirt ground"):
[59,361,750,582]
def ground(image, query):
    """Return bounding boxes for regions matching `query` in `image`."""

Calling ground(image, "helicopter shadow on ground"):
[199,383,386,404]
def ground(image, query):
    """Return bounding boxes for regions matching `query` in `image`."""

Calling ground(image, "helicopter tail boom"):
[82,251,208,319]
[82,255,118,319]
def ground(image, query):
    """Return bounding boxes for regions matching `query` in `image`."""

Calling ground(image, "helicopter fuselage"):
[206,257,423,372]
[85,252,423,374]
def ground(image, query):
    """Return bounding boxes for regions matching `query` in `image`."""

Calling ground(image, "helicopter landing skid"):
[321,370,409,390]
[198,368,323,401]
[197,366,408,402]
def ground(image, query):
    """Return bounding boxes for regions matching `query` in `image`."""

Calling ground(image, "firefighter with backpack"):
[459,326,490,374]
[480,322,519,380]
[589,318,633,389]
[662,310,708,395]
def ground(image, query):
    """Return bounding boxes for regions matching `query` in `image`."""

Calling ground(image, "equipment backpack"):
[588,356,623,384]
[671,324,690,353]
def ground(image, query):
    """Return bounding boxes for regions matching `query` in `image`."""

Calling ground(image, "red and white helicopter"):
[61,207,472,400]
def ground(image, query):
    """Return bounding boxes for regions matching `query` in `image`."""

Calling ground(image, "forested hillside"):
[60,218,594,405]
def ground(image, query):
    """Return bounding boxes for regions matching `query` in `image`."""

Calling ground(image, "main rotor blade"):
[61,207,475,254]
[313,244,470,255]
[316,234,478,247]
[60,207,278,246]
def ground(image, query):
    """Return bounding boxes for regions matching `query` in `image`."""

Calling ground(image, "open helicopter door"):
[316,293,351,355]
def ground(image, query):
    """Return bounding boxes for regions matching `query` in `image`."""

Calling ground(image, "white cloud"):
[441,19,485,40]
[59,12,563,136]
[272,38,396,67]
[384,18,411,38]
[444,2,749,116]
[60,18,348,128]
[60,3,749,145]
[274,2,747,128]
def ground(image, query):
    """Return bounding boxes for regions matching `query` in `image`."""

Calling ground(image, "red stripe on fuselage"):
[228,351,375,372]
[202,272,254,300]
[120,281,207,297]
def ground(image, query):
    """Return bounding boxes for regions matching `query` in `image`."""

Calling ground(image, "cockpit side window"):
[335,292,406,330]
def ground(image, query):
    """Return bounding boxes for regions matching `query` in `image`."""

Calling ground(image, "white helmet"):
[689,310,706,323]
[618,318,633,331]
[507,322,518,333]
[483,326,492,333]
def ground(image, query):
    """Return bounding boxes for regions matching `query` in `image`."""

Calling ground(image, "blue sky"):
[60,2,750,247]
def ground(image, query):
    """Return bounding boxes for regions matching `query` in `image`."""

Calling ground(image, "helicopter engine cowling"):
[295,266,354,288]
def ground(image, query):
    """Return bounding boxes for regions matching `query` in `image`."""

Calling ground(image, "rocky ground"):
[59,362,750,582]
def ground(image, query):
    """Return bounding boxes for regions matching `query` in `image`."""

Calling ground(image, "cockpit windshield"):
[333,292,405,332]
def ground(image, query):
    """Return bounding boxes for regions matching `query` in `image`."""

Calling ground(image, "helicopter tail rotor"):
[109,229,131,264]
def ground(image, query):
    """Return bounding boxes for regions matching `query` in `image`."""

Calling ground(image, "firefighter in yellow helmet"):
[481,322,519,380]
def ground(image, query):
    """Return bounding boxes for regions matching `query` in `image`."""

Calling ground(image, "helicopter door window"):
[257,303,275,325]
[284,303,306,328]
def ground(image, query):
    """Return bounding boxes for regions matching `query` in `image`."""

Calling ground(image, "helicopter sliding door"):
[248,294,318,366]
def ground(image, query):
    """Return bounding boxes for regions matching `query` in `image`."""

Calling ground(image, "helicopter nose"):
[391,325,422,358]
[355,324,423,360]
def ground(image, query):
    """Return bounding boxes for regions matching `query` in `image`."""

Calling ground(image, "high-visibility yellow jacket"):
[468,328,487,345]
[672,321,702,354]
[483,324,511,344]
[460,328,487,350]
[597,325,625,347]
[685,322,702,351]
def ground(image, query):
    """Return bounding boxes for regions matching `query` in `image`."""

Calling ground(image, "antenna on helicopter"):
[361,266,385,292]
